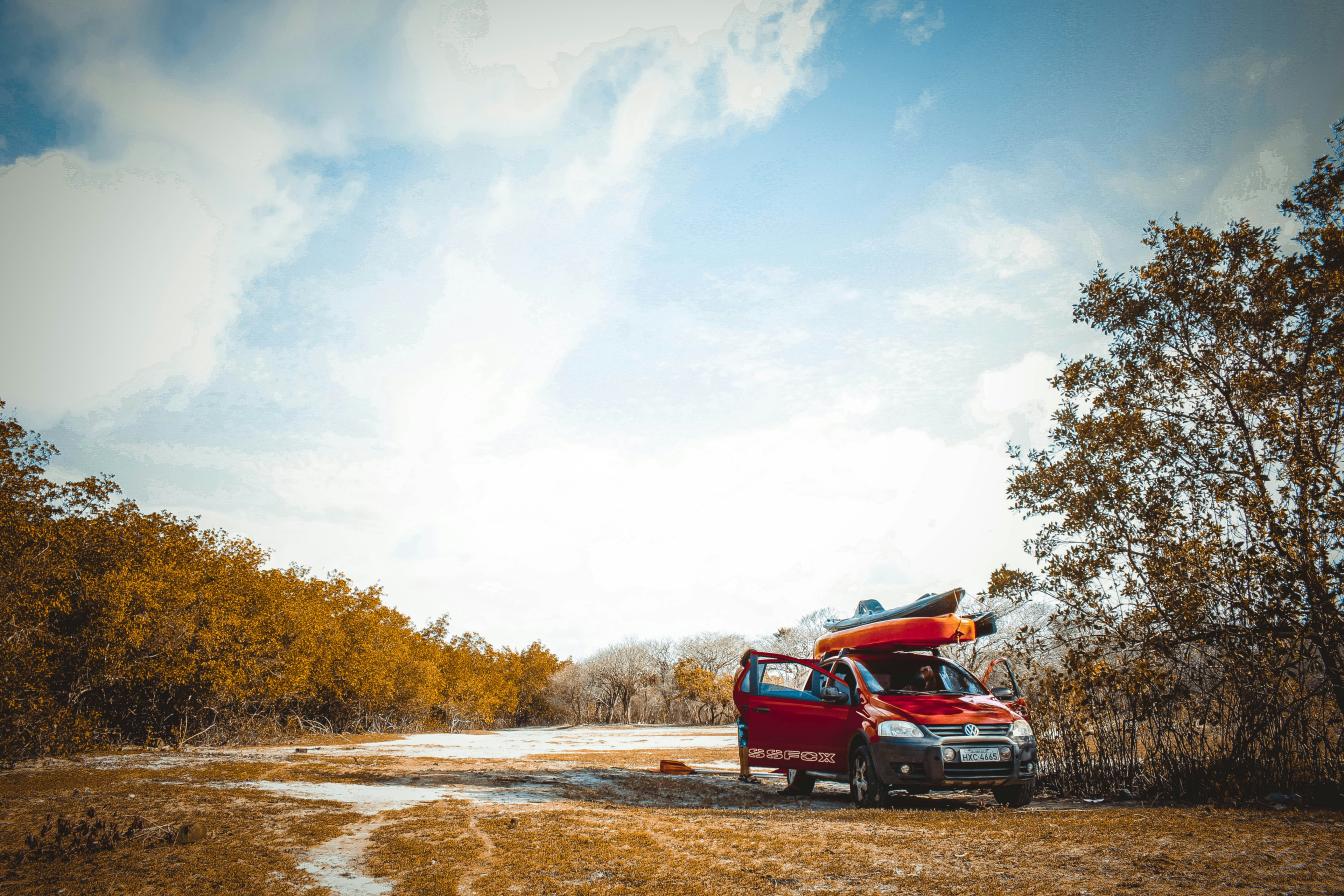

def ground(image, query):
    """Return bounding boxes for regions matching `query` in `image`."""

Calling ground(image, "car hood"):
[868,692,1017,725]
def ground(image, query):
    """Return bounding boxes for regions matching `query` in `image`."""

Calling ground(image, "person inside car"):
[910,664,938,691]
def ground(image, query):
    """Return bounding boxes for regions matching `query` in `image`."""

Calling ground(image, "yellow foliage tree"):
[0,401,561,759]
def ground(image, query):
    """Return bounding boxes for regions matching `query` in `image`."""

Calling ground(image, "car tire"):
[849,743,891,808]
[783,768,816,795]
[992,780,1035,808]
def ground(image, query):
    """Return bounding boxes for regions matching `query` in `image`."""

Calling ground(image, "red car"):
[733,649,1036,807]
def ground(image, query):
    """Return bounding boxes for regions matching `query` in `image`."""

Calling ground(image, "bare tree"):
[636,639,679,721]
[765,608,835,658]
[544,662,592,724]
[584,640,659,723]
[677,632,750,675]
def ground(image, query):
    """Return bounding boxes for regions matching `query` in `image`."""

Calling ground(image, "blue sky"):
[2,0,1341,656]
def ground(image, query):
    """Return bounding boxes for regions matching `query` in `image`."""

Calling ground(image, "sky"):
[1,0,1341,658]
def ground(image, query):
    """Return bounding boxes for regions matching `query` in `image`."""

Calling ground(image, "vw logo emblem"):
[963,723,979,736]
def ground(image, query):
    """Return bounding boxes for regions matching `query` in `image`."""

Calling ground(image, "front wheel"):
[992,780,1035,808]
[849,743,892,808]
[782,768,816,795]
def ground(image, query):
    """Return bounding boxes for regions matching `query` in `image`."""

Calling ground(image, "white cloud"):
[256,253,1050,654]
[968,351,1058,448]
[891,88,936,139]
[404,0,764,95]
[868,0,944,45]
[1200,120,1308,232]
[277,0,830,651]
[333,240,615,450]
[0,153,228,418]
[1203,48,1289,92]
[324,410,1035,654]
[0,9,353,422]
[333,0,828,445]
[901,166,1065,279]
[960,220,1058,278]
[1,0,824,426]
[879,161,1114,323]
[129,402,1033,657]
[0,144,346,422]
[1101,161,1206,210]
[717,0,827,124]
[399,0,824,145]
[897,283,1030,319]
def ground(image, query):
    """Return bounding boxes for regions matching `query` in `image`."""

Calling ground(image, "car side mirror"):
[820,685,849,704]
[991,686,1015,701]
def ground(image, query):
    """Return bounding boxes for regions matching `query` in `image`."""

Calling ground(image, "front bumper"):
[872,736,1037,788]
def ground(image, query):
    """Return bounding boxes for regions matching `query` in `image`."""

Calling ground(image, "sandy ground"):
[3,725,1342,896]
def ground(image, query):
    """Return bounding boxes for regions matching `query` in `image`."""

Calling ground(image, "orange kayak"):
[813,613,977,658]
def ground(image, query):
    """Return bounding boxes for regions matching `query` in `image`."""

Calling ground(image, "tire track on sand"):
[458,812,497,896]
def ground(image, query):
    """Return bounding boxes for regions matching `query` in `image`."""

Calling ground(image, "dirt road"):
[2,725,1341,895]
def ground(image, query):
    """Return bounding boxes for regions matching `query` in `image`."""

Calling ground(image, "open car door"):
[982,657,1029,719]
[735,651,856,775]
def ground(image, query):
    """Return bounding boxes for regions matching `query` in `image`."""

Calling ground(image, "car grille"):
[944,761,1014,781]
[926,723,1010,738]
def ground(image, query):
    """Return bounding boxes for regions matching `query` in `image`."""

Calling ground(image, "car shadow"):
[883,791,995,810]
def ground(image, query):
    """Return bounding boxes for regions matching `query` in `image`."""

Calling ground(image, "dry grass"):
[3,743,1342,896]
[0,765,357,896]
[368,800,1344,896]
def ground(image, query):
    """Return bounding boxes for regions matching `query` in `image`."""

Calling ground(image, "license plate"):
[959,747,1002,763]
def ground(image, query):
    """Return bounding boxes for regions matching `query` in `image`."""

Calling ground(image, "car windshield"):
[851,654,987,696]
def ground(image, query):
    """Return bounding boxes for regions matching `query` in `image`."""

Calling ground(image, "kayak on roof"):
[822,587,964,632]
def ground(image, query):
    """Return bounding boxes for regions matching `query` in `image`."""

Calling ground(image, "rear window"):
[852,654,986,696]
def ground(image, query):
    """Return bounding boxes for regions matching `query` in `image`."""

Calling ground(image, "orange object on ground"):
[813,613,976,658]
[658,759,695,775]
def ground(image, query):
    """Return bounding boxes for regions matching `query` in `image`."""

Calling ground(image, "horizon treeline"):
[544,610,839,727]
[0,403,560,761]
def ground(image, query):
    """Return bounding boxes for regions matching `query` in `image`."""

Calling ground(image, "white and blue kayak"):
[822,588,964,632]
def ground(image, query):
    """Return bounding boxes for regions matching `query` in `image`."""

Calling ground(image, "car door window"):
[757,659,822,701]
[832,661,857,693]
[982,657,1027,715]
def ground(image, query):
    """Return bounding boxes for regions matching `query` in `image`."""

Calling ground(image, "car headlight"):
[877,720,923,738]
[1010,719,1034,740]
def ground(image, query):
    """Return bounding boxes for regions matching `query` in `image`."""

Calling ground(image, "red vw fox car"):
[732,649,1036,807]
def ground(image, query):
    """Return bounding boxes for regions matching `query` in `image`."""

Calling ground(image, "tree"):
[0,403,107,756]
[544,661,591,723]
[584,640,658,724]
[672,657,735,723]
[508,641,565,725]
[677,632,749,676]
[945,568,1048,675]
[0,400,564,758]
[1003,120,1344,797]
[667,633,747,723]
